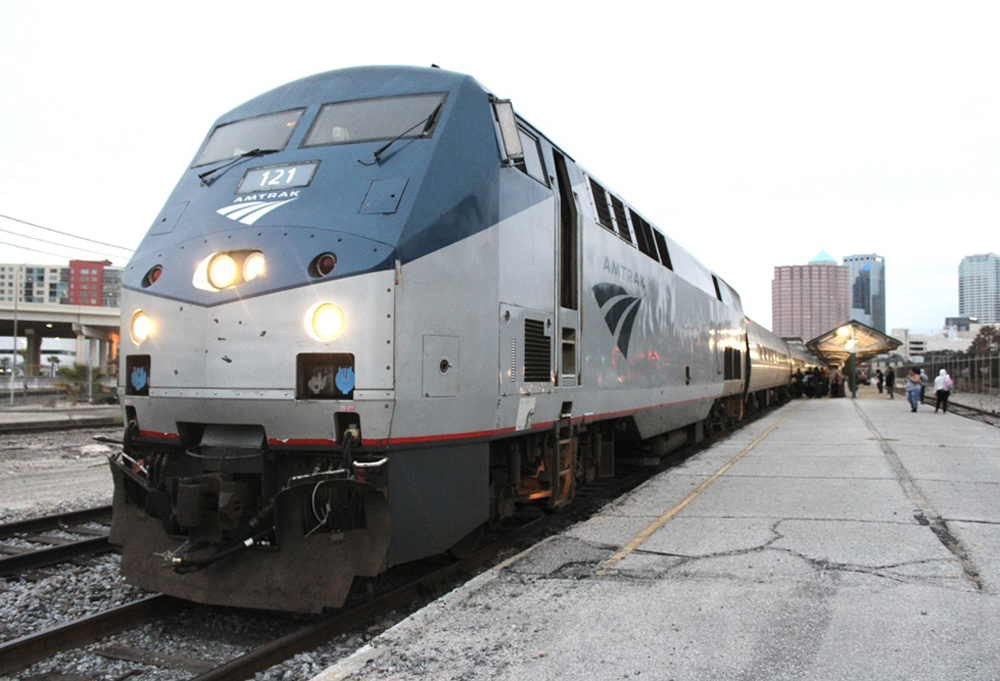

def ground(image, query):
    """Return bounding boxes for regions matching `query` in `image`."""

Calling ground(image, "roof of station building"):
[806,320,902,368]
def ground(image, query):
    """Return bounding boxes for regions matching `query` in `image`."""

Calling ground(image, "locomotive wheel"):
[447,523,485,559]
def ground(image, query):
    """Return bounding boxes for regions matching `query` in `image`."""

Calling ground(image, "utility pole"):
[9,265,19,406]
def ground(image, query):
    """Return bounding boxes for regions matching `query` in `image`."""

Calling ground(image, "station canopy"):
[805,320,902,369]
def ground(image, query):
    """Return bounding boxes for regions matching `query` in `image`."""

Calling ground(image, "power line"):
[0,212,134,253]
[0,225,118,259]
[0,239,75,260]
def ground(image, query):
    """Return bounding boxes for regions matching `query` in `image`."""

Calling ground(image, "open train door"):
[552,150,581,386]
[494,99,555,398]
[494,99,580,392]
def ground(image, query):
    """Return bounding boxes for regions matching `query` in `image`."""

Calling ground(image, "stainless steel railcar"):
[109,65,796,612]
[744,317,793,408]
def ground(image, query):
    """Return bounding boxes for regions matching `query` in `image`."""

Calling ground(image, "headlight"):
[305,302,345,342]
[194,251,266,291]
[130,310,151,344]
[243,251,266,281]
[207,253,239,290]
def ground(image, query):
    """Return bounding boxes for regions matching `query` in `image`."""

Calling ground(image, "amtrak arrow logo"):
[593,283,642,358]
[217,198,297,225]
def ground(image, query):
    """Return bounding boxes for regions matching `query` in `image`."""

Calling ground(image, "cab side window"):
[517,128,548,186]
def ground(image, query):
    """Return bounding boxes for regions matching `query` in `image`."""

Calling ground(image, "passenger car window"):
[193,109,305,167]
[302,93,446,147]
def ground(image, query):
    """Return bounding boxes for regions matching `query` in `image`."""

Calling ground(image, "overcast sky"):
[1,1,997,333]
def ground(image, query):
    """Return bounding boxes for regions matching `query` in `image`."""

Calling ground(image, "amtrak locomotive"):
[109,65,809,612]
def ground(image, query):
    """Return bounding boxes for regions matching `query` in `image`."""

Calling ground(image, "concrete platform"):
[0,403,122,433]
[321,388,1000,680]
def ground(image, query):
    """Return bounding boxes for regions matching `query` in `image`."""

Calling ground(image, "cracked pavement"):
[325,391,1000,680]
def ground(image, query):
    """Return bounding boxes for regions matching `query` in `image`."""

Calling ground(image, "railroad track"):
[1,407,755,678]
[4,395,993,677]
[0,505,115,577]
[921,395,1000,426]
[0,594,185,676]
[0,411,121,435]
[193,455,667,681]
[0,435,710,678]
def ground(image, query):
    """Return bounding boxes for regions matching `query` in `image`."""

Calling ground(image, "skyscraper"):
[959,253,1000,324]
[843,254,886,332]
[772,251,850,341]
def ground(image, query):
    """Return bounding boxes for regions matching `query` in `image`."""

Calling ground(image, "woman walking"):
[905,369,922,412]
[934,369,953,413]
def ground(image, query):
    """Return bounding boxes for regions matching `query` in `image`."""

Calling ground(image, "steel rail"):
[0,410,750,678]
[0,505,113,540]
[193,450,705,680]
[0,594,183,676]
[920,395,1000,426]
[0,505,115,577]
[0,535,114,577]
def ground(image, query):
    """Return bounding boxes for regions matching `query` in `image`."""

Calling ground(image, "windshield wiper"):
[359,103,443,166]
[198,148,279,186]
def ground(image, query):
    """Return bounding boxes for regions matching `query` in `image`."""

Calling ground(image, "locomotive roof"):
[129,65,739,313]
[217,65,485,125]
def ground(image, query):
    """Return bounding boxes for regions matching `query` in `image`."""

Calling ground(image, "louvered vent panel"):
[609,195,632,243]
[589,178,614,232]
[524,319,552,383]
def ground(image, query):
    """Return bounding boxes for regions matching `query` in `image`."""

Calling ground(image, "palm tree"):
[56,363,104,403]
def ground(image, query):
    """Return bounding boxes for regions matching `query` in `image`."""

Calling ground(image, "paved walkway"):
[321,387,1000,680]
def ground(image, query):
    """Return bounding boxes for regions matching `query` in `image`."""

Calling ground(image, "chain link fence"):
[911,355,1000,398]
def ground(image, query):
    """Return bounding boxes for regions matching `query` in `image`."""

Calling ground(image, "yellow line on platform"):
[595,402,803,576]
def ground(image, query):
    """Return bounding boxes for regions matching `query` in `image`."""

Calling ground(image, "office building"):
[1,260,122,307]
[959,253,1000,324]
[772,251,851,341]
[1,264,65,304]
[843,253,886,333]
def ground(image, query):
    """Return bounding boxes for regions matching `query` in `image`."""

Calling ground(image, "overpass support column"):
[74,324,117,376]
[73,324,95,372]
[75,334,86,369]
[103,333,119,377]
[24,328,42,378]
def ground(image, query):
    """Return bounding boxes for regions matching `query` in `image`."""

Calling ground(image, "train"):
[108,65,818,613]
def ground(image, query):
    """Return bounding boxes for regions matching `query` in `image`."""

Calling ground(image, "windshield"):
[302,93,446,147]
[193,109,305,167]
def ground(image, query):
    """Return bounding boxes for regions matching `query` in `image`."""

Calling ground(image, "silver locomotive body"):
[110,66,785,612]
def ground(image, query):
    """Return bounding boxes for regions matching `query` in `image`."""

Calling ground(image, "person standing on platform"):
[876,369,884,394]
[920,368,929,402]
[831,371,842,398]
[905,369,922,412]
[934,369,953,413]
[885,367,896,399]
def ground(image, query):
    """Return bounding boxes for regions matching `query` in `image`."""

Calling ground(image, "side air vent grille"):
[609,195,632,244]
[510,337,517,382]
[524,319,552,383]
[589,178,614,232]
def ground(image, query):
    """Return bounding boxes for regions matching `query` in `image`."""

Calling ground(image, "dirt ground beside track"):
[0,427,116,518]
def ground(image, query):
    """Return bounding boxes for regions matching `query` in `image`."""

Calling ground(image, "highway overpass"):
[0,301,119,376]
